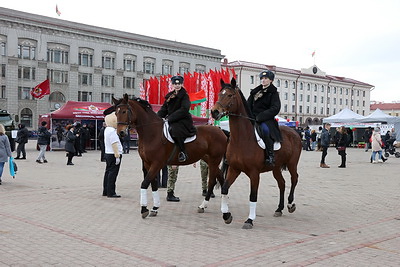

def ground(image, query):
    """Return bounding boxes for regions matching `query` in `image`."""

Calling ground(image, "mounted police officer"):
[247,70,282,166]
[157,75,196,163]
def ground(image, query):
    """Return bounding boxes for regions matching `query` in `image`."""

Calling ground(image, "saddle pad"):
[163,121,196,144]
[255,128,281,151]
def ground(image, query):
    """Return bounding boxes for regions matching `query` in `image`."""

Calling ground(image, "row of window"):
[282,92,365,107]
[282,104,364,117]
[1,41,206,75]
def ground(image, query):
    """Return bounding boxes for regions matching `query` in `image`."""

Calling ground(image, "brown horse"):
[113,94,228,218]
[211,78,302,229]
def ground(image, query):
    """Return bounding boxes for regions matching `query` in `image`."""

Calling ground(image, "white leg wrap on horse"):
[221,195,229,213]
[152,191,160,208]
[140,189,147,206]
[249,201,257,221]
[199,200,209,209]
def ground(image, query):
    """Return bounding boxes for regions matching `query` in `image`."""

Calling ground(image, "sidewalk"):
[1,142,399,266]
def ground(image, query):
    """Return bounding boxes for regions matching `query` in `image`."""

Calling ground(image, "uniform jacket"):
[157,87,196,138]
[37,126,51,145]
[16,125,29,144]
[321,128,331,147]
[247,83,282,142]
[65,130,76,153]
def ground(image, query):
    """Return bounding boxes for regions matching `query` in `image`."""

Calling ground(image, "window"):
[320,107,324,114]
[307,95,310,102]
[327,108,330,115]
[18,39,36,60]
[284,92,288,100]
[285,80,288,88]
[357,90,360,96]
[334,87,337,94]
[300,82,303,90]
[340,99,343,105]
[314,84,318,92]
[162,60,173,75]
[292,105,295,112]
[333,108,336,114]
[299,94,303,101]
[292,93,295,101]
[49,91,65,102]
[321,85,324,92]
[48,69,68,84]
[346,88,349,95]
[47,43,69,64]
[340,88,343,94]
[102,51,116,69]
[327,97,330,103]
[299,105,303,113]
[78,91,92,101]
[1,64,5,77]
[333,98,336,104]
[314,95,317,103]
[345,99,348,105]
[306,106,310,113]
[78,73,93,86]
[307,83,311,91]
[321,96,324,103]
[277,80,281,87]
[123,77,135,89]
[18,86,34,100]
[179,62,190,74]
[327,86,330,93]
[18,66,36,80]
[79,48,94,67]
[124,54,136,72]
[357,100,359,106]
[363,91,365,97]
[313,107,317,114]
[195,64,206,73]
[102,75,115,87]
[292,81,295,89]
[1,85,6,99]
[101,93,114,103]
[143,57,155,74]
[284,104,288,112]
[20,108,33,127]
[0,38,5,56]
[250,75,254,84]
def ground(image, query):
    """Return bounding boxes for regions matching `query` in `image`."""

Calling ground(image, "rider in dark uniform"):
[247,70,282,166]
[157,75,196,163]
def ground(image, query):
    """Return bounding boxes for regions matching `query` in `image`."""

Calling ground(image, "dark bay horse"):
[113,94,228,218]
[211,78,302,229]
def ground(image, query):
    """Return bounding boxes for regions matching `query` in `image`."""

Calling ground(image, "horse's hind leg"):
[286,164,299,213]
[272,168,286,217]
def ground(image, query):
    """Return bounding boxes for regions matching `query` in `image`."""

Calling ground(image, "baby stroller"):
[384,138,400,158]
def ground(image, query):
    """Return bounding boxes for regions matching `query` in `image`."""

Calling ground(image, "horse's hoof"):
[149,210,158,217]
[223,212,233,224]
[242,219,253,229]
[287,203,296,213]
[274,211,283,217]
[197,207,205,213]
[141,206,149,219]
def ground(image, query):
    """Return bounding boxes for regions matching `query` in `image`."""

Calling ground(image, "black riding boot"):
[167,191,180,202]
[264,137,275,166]
[173,137,188,162]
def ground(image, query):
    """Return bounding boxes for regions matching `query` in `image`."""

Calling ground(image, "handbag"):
[337,146,346,151]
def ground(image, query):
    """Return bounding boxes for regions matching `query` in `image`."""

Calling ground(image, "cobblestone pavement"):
[1,142,399,266]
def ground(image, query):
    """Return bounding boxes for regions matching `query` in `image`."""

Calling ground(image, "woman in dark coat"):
[157,75,196,162]
[65,125,77,165]
[15,123,29,159]
[247,70,282,166]
[336,126,348,168]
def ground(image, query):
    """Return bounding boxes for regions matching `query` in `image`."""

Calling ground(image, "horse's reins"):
[217,88,256,122]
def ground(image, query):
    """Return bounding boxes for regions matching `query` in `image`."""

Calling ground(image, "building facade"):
[0,7,223,129]
[370,102,400,116]
[223,60,374,126]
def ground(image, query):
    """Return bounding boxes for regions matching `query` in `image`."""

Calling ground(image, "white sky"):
[3,0,400,103]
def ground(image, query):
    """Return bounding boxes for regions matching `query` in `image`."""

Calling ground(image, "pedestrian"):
[80,123,90,153]
[304,126,312,151]
[371,127,383,163]
[73,122,83,157]
[98,122,106,162]
[320,123,331,168]
[157,75,196,163]
[336,126,348,168]
[102,109,123,198]
[311,129,317,151]
[65,124,78,165]
[363,127,372,152]
[122,132,130,154]
[15,123,29,160]
[55,123,64,147]
[0,124,12,185]
[36,121,51,164]
[247,70,282,166]
[316,126,323,151]
[166,165,180,201]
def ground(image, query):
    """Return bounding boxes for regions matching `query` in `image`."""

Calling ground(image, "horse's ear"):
[123,93,129,102]
[220,79,225,89]
[231,78,237,89]
[112,96,118,105]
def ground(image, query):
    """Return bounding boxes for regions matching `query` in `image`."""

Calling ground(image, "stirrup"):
[178,152,187,162]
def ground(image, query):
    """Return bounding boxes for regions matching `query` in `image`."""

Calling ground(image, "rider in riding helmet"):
[247,70,282,166]
[157,75,196,163]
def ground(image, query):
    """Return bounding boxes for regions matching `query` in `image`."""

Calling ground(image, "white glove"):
[115,157,121,165]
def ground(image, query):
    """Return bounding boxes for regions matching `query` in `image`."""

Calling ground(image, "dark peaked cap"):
[103,106,116,116]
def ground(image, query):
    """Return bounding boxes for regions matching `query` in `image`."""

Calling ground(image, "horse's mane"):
[130,96,153,112]
[237,88,255,125]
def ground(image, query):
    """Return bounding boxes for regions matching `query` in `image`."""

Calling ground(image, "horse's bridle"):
[216,87,256,122]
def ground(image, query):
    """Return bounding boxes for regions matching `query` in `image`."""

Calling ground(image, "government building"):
[0,7,223,129]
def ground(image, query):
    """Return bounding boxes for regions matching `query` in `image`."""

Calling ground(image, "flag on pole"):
[189,90,206,104]
[31,79,50,99]
[312,51,316,57]
[56,5,61,16]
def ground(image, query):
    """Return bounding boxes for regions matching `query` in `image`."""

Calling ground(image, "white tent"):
[359,108,400,140]
[322,108,365,123]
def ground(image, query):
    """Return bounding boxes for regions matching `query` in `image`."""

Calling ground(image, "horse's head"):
[113,93,133,138]
[211,78,238,120]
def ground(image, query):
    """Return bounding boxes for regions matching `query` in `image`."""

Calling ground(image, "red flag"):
[56,5,61,16]
[31,79,50,99]
[312,51,315,57]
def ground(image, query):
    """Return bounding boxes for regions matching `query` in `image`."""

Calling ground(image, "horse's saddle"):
[254,125,281,151]
[163,121,196,143]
